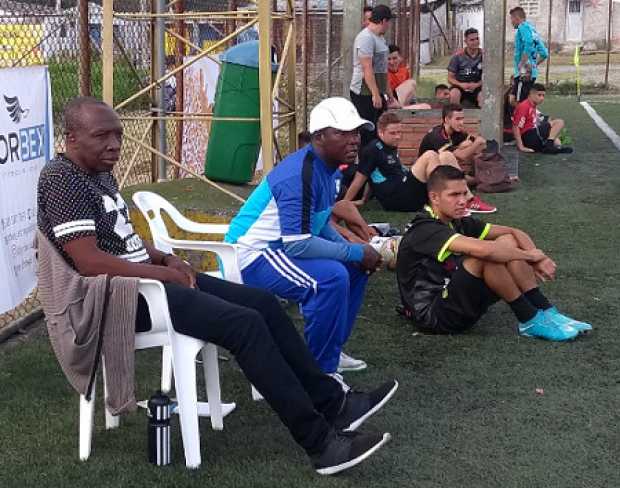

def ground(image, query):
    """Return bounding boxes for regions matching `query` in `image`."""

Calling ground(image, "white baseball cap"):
[308,97,375,134]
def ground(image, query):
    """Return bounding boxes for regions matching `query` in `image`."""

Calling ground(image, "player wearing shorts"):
[396,165,591,340]
[342,112,459,212]
[512,84,572,154]
[448,28,483,108]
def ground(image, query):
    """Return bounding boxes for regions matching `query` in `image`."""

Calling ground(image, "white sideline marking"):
[580,101,620,151]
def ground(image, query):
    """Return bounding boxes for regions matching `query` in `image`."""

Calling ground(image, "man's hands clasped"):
[161,254,197,288]
[360,245,383,275]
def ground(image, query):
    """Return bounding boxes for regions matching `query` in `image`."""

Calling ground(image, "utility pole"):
[480,0,505,143]
[341,0,364,97]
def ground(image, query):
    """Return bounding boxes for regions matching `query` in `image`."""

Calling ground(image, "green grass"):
[49,58,149,117]
[586,101,620,134]
[1,97,619,487]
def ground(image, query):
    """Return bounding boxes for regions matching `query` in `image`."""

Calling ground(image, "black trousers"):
[136,273,344,455]
[350,90,385,148]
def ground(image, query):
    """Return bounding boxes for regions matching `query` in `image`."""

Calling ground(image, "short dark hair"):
[531,83,546,92]
[63,96,109,133]
[427,165,466,192]
[435,83,449,93]
[388,44,400,54]
[298,130,311,147]
[509,6,526,18]
[363,6,373,14]
[464,28,478,38]
[370,5,393,23]
[442,103,463,122]
[377,112,401,131]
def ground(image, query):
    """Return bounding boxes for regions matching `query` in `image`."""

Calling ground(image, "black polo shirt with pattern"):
[418,125,469,156]
[37,155,150,268]
[448,49,483,83]
[358,138,409,204]
[396,205,491,327]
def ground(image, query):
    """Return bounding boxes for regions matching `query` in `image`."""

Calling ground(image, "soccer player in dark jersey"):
[418,104,495,213]
[342,112,461,212]
[37,97,398,475]
[448,28,483,108]
[396,165,591,341]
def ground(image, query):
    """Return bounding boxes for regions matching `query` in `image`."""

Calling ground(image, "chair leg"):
[161,345,173,393]
[79,382,96,461]
[202,344,223,431]
[171,335,202,469]
[102,360,120,430]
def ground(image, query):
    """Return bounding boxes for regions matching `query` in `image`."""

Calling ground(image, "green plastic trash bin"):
[205,41,277,184]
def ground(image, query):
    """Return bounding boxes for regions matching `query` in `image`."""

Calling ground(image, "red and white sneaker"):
[466,195,497,214]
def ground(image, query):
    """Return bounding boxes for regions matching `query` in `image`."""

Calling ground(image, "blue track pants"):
[241,248,369,374]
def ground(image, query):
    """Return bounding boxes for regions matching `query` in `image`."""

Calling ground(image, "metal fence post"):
[152,0,167,182]
[78,0,91,96]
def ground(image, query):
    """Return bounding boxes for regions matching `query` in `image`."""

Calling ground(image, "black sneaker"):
[542,140,560,154]
[557,146,573,154]
[333,380,398,432]
[312,431,392,475]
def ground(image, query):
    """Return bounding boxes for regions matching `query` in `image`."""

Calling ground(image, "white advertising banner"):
[0,66,53,313]
[181,55,220,178]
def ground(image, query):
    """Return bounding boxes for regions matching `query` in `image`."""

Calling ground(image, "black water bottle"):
[147,390,171,466]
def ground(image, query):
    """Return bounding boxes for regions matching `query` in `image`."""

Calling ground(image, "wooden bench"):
[392,108,481,166]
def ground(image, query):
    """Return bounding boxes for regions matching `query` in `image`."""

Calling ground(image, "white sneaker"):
[328,372,351,393]
[369,236,401,270]
[337,352,367,373]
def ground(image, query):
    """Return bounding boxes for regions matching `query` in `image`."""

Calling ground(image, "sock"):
[509,295,538,323]
[524,288,552,311]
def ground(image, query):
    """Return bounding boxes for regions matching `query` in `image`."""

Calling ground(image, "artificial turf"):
[0,97,618,488]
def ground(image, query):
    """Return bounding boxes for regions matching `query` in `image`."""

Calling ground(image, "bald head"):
[63,96,110,134]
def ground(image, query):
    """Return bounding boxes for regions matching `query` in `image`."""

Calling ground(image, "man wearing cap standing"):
[350,5,395,147]
[225,97,382,378]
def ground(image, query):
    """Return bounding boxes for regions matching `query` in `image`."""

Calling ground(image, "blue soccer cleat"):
[545,307,593,334]
[518,310,579,341]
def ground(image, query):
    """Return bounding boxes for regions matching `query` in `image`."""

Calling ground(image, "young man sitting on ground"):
[435,84,451,104]
[448,28,483,108]
[396,165,591,340]
[417,104,496,213]
[512,83,572,154]
[39,96,398,475]
[342,112,461,212]
[387,44,417,107]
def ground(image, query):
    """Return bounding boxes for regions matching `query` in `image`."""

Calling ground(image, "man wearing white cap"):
[226,97,382,378]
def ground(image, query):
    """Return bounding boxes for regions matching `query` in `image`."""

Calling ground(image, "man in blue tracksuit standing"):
[225,97,382,377]
[510,6,548,103]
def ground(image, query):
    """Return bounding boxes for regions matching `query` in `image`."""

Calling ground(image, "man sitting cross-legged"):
[418,103,496,214]
[38,96,398,475]
[396,165,591,340]
[512,83,573,154]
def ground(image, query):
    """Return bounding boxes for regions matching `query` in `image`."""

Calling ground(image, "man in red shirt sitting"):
[387,44,417,107]
[512,83,572,154]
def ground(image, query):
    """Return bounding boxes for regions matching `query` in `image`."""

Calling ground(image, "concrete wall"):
[503,0,617,51]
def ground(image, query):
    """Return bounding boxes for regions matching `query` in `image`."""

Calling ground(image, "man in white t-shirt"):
[350,5,395,147]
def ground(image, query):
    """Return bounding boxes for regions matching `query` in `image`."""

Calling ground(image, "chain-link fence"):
[0,0,83,331]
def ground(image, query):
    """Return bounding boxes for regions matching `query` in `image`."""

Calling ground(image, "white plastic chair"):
[132,191,263,401]
[79,279,236,469]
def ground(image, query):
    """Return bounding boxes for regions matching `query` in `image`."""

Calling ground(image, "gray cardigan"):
[37,231,140,415]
